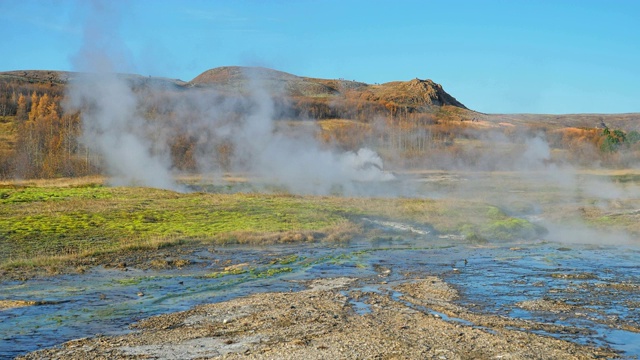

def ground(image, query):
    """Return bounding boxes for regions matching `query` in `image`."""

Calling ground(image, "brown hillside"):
[0,70,74,84]
[2,67,638,130]
[190,66,338,97]
[0,70,187,88]
[1,66,640,178]
[372,79,467,108]
[189,66,466,110]
[475,112,640,133]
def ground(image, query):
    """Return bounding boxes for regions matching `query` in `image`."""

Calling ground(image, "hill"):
[1,66,639,179]
[3,67,637,129]
[1,67,473,127]
[0,70,187,89]
[190,66,467,110]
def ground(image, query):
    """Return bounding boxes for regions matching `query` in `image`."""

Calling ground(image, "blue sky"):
[1,0,638,114]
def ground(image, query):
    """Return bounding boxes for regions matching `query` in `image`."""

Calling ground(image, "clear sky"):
[1,0,638,114]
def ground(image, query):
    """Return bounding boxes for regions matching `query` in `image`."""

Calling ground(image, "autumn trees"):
[0,76,87,178]
[12,92,85,178]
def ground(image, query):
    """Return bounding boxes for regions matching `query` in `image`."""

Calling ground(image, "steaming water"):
[2,231,639,358]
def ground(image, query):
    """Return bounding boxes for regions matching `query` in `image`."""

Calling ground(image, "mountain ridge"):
[0,66,466,111]
[190,66,467,109]
[1,67,639,132]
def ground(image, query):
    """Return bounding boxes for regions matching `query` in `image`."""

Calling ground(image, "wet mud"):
[3,223,640,359]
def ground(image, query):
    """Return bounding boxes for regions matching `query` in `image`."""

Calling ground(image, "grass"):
[0,177,563,274]
[203,268,248,279]
[272,254,303,265]
[0,116,16,154]
[250,266,293,278]
[0,185,351,267]
[481,217,540,241]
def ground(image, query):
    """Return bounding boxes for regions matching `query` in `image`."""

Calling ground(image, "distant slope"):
[475,112,640,132]
[0,70,74,83]
[2,67,638,131]
[1,67,466,114]
[190,66,339,97]
[189,66,467,110]
[0,70,188,88]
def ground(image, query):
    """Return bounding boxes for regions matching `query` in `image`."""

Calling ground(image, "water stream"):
[1,231,639,358]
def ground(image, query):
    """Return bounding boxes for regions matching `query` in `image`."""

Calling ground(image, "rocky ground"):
[18,276,617,360]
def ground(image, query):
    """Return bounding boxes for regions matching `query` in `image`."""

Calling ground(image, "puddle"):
[2,231,639,358]
[443,242,640,357]
[605,329,640,356]
[341,290,374,315]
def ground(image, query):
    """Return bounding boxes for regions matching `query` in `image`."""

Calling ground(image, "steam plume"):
[65,3,394,194]
[66,1,181,191]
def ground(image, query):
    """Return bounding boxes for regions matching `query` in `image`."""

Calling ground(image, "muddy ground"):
[17,275,617,360]
[0,242,205,282]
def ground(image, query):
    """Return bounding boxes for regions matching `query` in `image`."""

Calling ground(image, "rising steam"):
[65,2,394,195]
[66,1,181,191]
[66,73,180,190]
[223,70,396,195]
[64,2,638,246]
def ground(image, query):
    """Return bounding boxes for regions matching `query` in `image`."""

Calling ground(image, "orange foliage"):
[13,92,86,178]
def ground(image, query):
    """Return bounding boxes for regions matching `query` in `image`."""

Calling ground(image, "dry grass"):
[317,119,370,132]
[0,117,16,153]
[0,175,106,188]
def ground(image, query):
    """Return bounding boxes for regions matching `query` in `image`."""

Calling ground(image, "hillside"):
[3,66,640,135]
[0,67,469,125]
[3,67,638,128]
[1,66,639,179]
[190,66,467,110]
[0,70,188,85]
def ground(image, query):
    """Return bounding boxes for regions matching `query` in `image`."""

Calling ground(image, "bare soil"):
[18,277,617,360]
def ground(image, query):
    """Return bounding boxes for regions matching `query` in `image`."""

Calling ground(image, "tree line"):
[0,77,638,179]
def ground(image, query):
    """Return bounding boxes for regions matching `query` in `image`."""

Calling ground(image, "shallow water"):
[1,230,639,358]
[445,242,640,355]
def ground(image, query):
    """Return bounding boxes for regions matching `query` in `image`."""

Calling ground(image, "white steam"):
[65,3,394,195]
[182,68,396,195]
[67,74,180,190]
[66,1,181,191]
[520,135,551,169]
[544,222,634,246]
[224,72,395,195]
[63,2,638,246]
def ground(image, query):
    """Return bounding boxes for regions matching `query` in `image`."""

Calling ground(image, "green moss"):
[481,218,538,240]
[271,255,302,265]
[203,268,247,278]
[595,216,616,225]
[0,186,112,204]
[0,183,553,271]
[250,266,293,278]
[485,206,504,219]
[457,224,487,243]
[114,276,155,286]
[0,187,351,266]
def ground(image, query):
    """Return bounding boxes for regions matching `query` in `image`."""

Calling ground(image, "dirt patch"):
[0,299,69,310]
[396,276,458,302]
[0,299,37,310]
[517,298,579,313]
[18,277,617,360]
[1,243,204,281]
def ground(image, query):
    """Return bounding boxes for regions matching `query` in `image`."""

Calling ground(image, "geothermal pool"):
[1,226,639,358]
